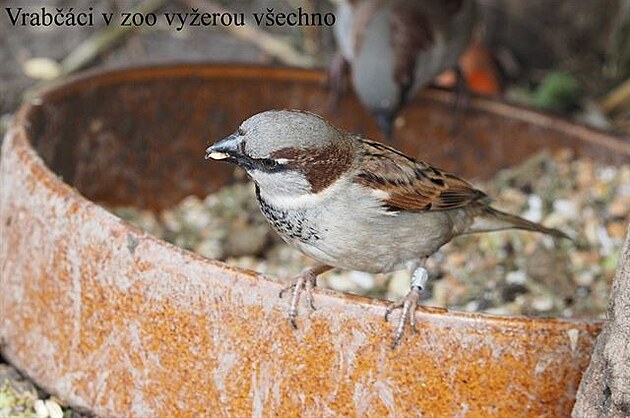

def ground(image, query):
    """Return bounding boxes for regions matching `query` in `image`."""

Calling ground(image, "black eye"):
[237,127,245,135]
[261,158,277,169]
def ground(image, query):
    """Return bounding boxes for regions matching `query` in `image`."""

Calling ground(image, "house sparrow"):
[330,0,476,138]
[205,110,569,347]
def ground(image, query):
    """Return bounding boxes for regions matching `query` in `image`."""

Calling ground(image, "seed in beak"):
[206,151,230,160]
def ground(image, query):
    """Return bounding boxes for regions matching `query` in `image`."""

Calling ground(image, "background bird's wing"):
[389,2,434,91]
[389,0,465,92]
[355,139,487,211]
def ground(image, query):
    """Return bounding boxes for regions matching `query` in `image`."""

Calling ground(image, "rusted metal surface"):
[1,65,627,417]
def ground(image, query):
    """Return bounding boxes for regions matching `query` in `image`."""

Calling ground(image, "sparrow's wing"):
[355,139,486,211]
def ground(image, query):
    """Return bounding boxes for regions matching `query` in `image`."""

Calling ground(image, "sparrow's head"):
[205,110,354,199]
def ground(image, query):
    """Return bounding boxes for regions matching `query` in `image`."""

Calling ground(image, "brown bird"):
[330,0,476,137]
[205,110,569,347]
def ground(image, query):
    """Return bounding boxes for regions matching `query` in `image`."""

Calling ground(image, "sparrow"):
[205,110,569,347]
[329,0,476,138]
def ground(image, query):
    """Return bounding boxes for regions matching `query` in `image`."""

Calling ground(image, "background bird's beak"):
[205,133,243,161]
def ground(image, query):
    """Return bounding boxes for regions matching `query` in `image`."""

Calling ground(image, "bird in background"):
[205,110,570,347]
[329,0,476,138]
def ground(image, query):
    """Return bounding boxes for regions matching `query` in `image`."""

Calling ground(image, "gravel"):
[112,149,629,319]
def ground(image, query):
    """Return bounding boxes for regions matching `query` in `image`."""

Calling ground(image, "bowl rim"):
[8,63,625,329]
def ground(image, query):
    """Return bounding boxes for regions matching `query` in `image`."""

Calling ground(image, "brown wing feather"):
[354,139,486,211]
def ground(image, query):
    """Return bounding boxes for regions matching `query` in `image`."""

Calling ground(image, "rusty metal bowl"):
[1,65,628,417]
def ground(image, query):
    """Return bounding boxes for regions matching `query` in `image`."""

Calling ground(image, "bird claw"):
[279,271,318,329]
[304,277,317,311]
[278,282,295,299]
[385,287,422,348]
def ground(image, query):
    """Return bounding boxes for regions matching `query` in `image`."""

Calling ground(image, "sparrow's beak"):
[205,133,243,161]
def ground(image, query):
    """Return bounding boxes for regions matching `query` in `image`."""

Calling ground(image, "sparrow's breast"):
[254,183,455,274]
[255,186,322,245]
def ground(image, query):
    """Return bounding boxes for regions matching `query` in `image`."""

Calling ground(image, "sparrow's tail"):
[465,206,572,240]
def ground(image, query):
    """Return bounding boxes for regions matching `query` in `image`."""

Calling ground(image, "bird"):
[329,0,476,138]
[205,110,570,347]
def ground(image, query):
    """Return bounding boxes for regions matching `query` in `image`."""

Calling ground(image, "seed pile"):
[0,363,72,418]
[112,149,629,318]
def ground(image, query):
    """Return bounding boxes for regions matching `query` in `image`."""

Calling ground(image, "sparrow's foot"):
[384,265,429,348]
[279,264,332,329]
[385,287,422,348]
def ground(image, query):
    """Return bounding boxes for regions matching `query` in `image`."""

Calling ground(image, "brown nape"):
[271,142,353,193]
